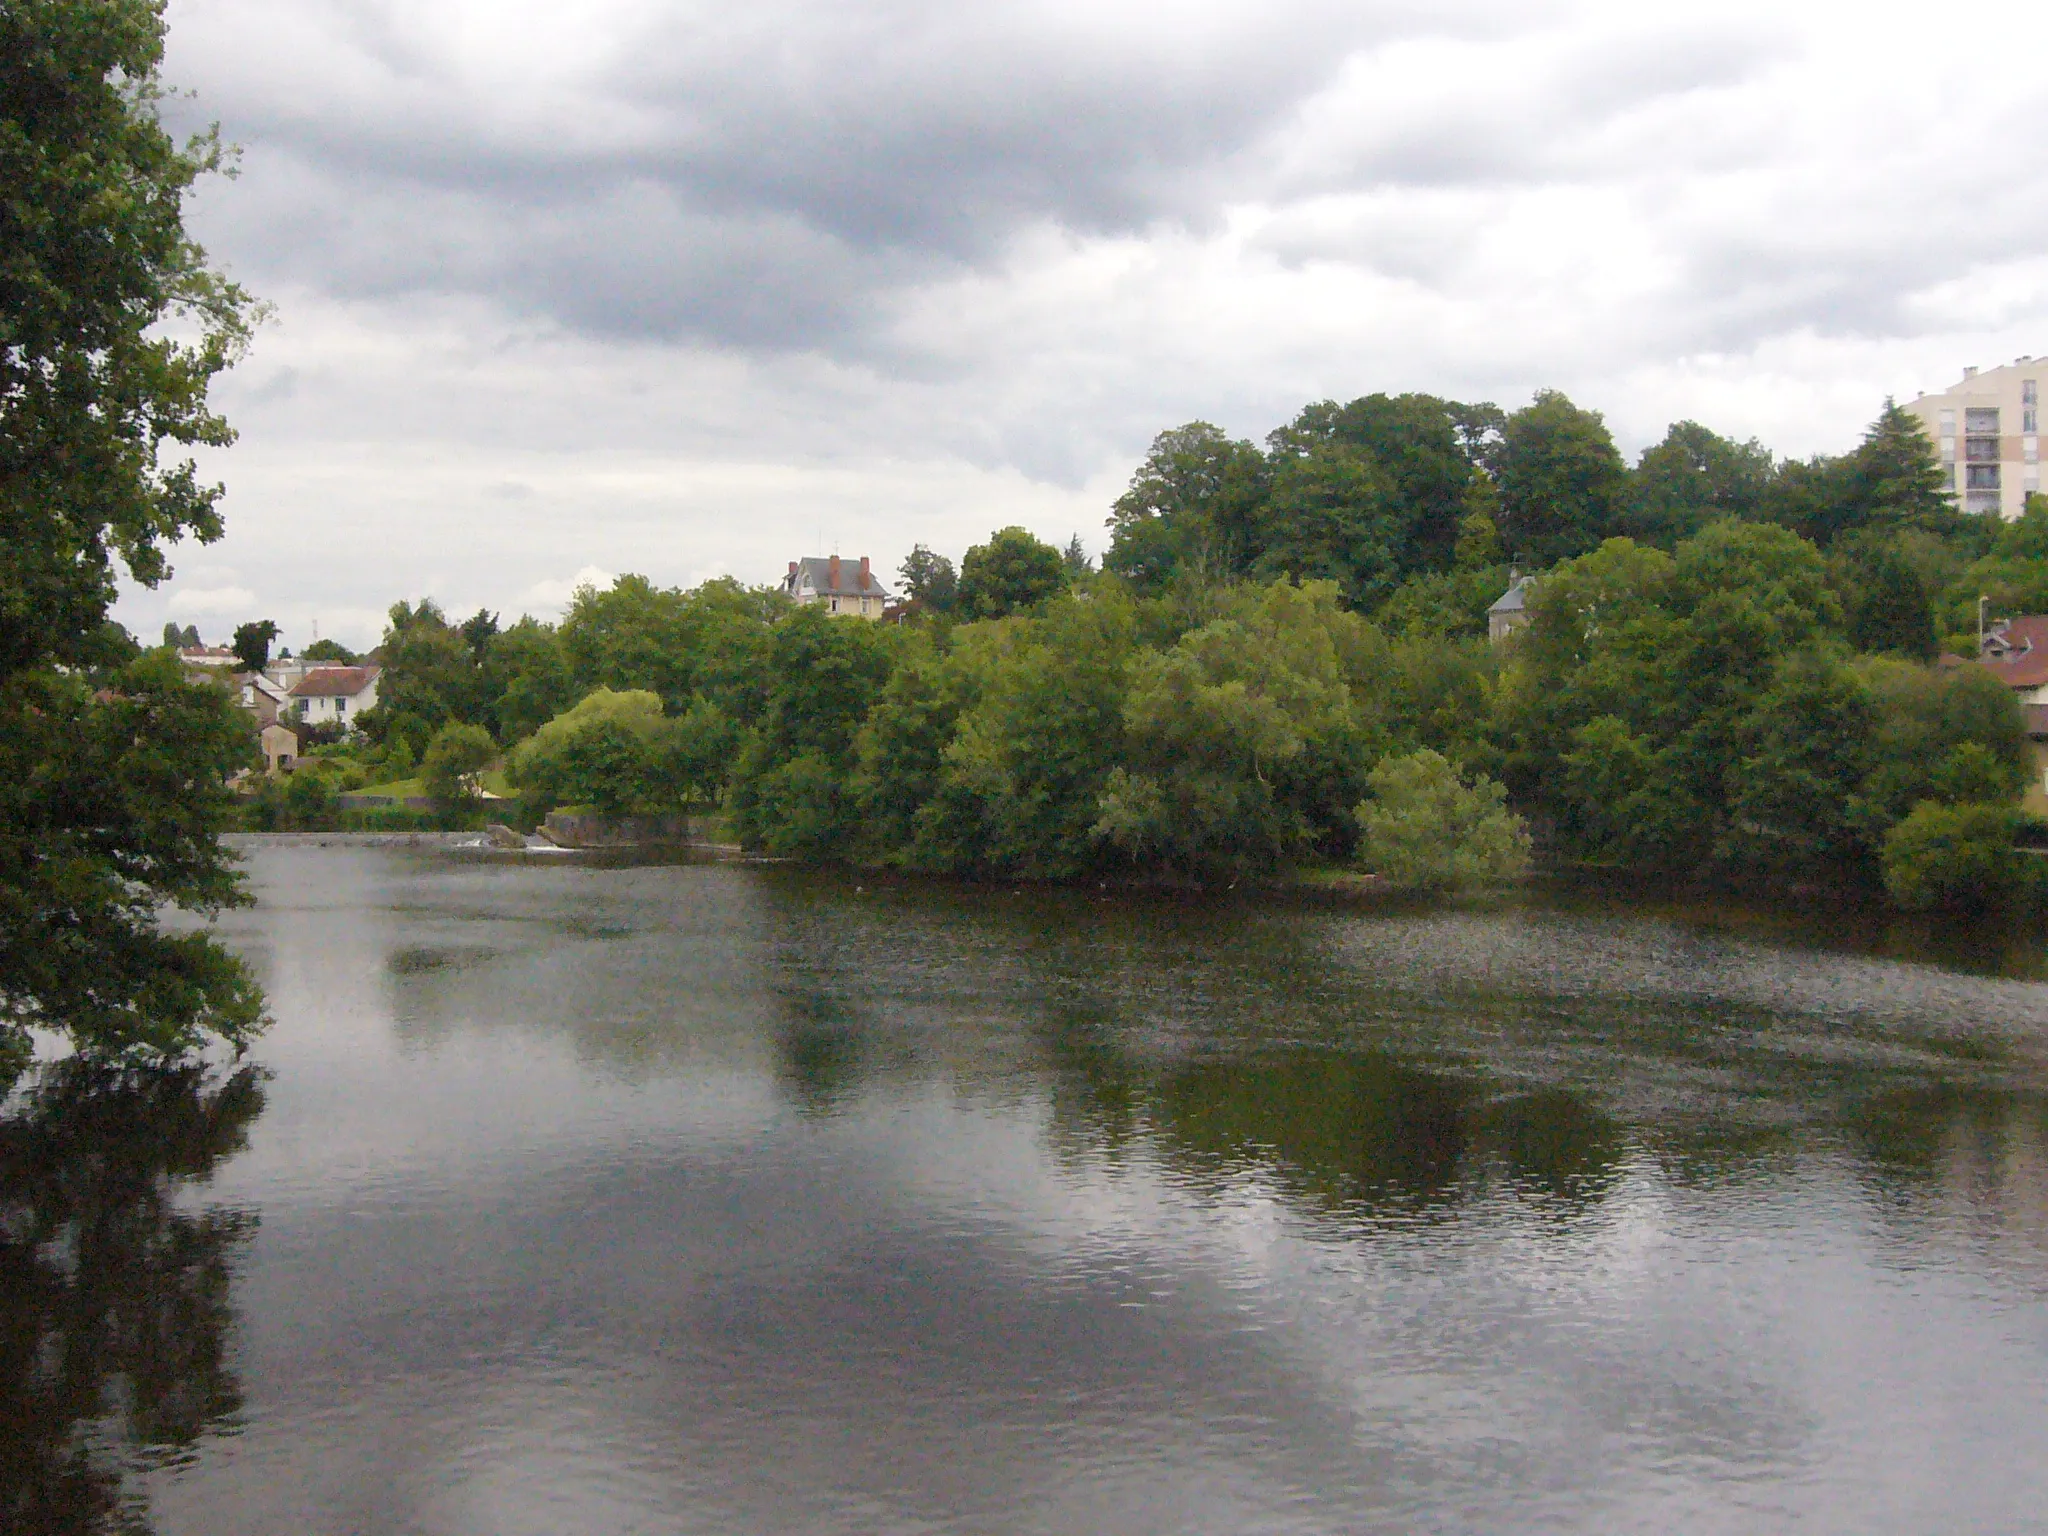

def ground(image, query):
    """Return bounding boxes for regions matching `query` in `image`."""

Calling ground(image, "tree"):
[1837,537,1938,660]
[300,638,357,663]
[230,619,279,673]
[422,722,496,815]
[1063,534,1092,580]
[508,689,669,820]
[1,0,265,1075]
[360,599,482,754]
[1849,400,1952,532]
[1772,403,1952,547]
[957,527,1069,619]
[1321,393,1478,575]
[1251,439,1402,608]
[1719,651,1874,874]
[1095,582,1367,880]
[1355,750,1530,891]
[482,617,574,742]
[1881,802,2018,911]
[1103,422,1269,591]
[1494,390,1629,566]
[897,544,959,613]
[0,655,263,1082]
[1624,421,1773,547]
[558,574,694,707]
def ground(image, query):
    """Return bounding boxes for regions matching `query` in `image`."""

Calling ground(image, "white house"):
[289,664,381,729]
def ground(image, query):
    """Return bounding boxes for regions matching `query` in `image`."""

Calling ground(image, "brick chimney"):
[787,561,798,577]
[859,555,871,589]
[828,554,841,591]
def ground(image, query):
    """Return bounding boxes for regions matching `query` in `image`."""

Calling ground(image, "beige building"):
[1905,358,2043,518]
[783,555,890,618]
[259,722,300,776]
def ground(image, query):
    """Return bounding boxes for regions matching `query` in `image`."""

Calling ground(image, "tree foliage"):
[1356,750,1530,891]
[422,722,496,814]
[0,1,265,1072]
[230,619,278,673]
[318,377,2043,916]
[957,527,1069,619]
[1493,390,1629,567]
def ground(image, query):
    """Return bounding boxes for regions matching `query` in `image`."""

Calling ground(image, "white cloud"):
[105,0,2048,639]
[522,565,616,613]
[164,584,259,618]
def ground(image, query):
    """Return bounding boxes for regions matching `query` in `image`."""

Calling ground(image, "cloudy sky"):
[126,0,2048,650]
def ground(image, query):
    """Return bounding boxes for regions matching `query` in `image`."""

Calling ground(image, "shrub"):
[509,688,667,818]
[423,721,496,813]
[1880,801,2018,911]
[1356,749,1531,891]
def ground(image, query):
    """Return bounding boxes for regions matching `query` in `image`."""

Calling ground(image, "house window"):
[1940,408,1956,430]
[1966,436,2000,461]
[1966,464,2002,489]
[2025,380,2038,405]
[334,696,346,714]
[1966,407,2001,433]
[2027,409,2040,433]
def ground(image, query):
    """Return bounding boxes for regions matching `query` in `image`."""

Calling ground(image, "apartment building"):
[1905,357,2043,518]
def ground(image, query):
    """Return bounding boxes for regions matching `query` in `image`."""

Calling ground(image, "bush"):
[741,753,849,858]
[423,721,496,813]
[1356,749,1531,891]
[508,688,668,818]
[1880,801,2018,911]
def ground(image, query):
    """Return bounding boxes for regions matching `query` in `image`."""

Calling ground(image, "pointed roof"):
[787,556,889,599]
[1979,616,2048,690]
[289,665,381,699]
[1489,575,1534,614]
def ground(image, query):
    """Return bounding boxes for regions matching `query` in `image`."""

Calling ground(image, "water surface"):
[9,845,2048,1533]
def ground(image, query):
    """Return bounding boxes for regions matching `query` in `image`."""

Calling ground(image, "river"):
[7,842,2048,1533]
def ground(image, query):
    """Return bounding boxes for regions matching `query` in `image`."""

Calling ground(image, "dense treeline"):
[304,389,2048,909]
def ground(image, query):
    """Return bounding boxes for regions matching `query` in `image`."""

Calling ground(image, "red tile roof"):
[1978,615,2048,690]
[289,665,379,699]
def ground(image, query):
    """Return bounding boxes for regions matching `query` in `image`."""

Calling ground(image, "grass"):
[349,776,425,799]
[349,766,514,801]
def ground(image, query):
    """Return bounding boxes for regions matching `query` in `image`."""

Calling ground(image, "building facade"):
[289,664,381,729]
[783,555,890,618]
[1488,574,1534,642]
[1904,358,2043,519]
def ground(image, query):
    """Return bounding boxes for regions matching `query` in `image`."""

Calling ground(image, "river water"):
[8,843,2048,1534]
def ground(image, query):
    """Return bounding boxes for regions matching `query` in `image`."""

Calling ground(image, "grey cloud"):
[172,0,1526,349]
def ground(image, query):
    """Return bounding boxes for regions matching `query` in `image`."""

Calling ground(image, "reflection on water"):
[9,847,2048,1534]
[0,1064,263,1534]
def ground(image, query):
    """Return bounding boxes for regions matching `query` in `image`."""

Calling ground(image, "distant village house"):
[1488,573,1535,643]
[259,722,299,776]
[289,664,381,728]
[1976,615,2048,813]
[783,555,890,619]
[237,671,293,727]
